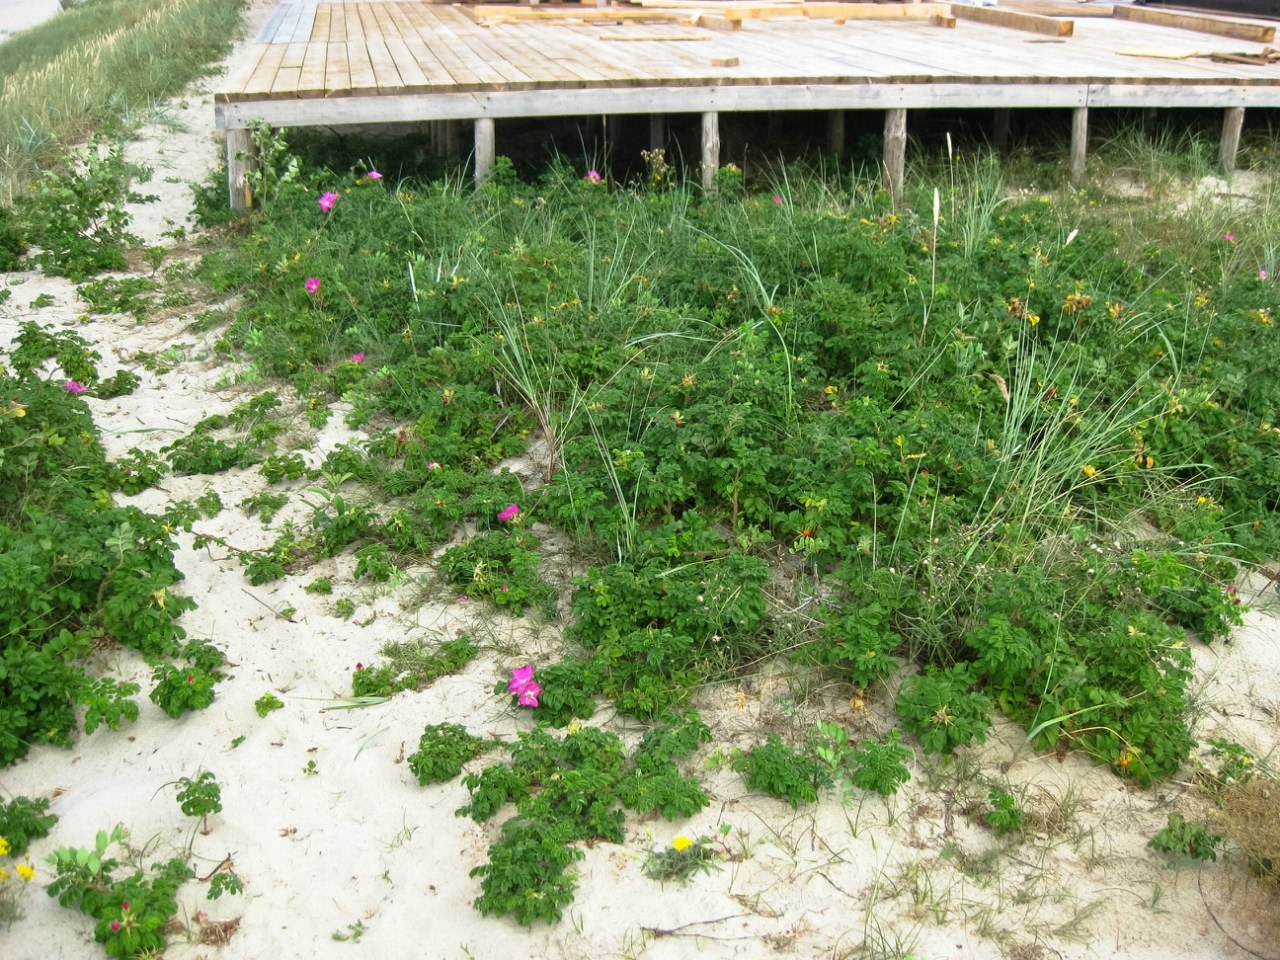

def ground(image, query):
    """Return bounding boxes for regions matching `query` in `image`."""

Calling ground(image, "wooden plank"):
[274,67,302,94]
[218,77,1280,123]
[358,3,405,91]
[297,40,328,96]
[694,14,742,32]
[242,43,288,95]
[309,2,330,43]
[280,41,307,70]
[950,4,1074,38]
[1113,4,1274,44]
[222,45,268,97]
[467,5,686,21]
[401,4,483,86]
[325,41,352,97]
[345,3,378,92]
[374,5,430,90]
[329,2,347,43]
[386,2,457,86]
[599,33,713,40]
[289,2,319,43]
[270,2,301,43]
[725,3,949,19]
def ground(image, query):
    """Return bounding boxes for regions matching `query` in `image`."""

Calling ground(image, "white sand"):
[2,8,1278,958]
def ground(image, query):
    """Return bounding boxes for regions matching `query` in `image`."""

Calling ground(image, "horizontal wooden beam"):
[723,2,951,19]
[216,78,1280,131]
[950,3,1074,37]
[1113,4,1275,43]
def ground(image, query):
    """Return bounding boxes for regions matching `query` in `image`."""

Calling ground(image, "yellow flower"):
[1082,465,1097,478]
[672,836,692,852]
[0,835,9,857]
[0,867,9,883]
[16,863,34,881]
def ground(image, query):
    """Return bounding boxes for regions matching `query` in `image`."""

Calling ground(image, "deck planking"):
[220,0,1280,119]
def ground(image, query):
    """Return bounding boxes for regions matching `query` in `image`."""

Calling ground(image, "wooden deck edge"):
[214,77,1276,125]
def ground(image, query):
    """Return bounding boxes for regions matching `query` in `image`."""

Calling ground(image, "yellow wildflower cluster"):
[672,836,692,852]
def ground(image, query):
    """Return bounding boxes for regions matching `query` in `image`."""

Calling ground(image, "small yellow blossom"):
[672,836,692,852]
[0,836,9,857]
[16,863,34,881]
[1082,465,1097,478]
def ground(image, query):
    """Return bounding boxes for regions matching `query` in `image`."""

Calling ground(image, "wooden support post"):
[767,111,783,142]
[445,119,459,158]
[1220,106,1245,174]
[226,127,254,211]
[828,109,845,158]
[883,108,907,204]
[701,111,720,191]
[993,109,1011,153]
[475,117,495,186]
[429,120,442,157]
[649,114,666,152]
[1070,106,1088,187]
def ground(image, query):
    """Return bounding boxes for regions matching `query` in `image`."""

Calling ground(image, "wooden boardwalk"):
[214,0,1280,202]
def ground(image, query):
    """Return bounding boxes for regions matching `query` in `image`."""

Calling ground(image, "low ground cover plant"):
[196,136,1280,794]
[1,322,219,769]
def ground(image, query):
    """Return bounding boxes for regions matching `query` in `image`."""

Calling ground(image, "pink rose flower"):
[508,664,534,694]
[517,682,541,708]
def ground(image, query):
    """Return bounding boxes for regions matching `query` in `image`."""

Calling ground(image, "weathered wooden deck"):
[214,0,1280,202]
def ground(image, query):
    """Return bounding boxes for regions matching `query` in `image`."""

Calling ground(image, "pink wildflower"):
[426,461,441,470]
[517,681,541,708]
[500,584,509,593]
[1224,233,1235,242]
[508,664,535,694]
[65,380,87,394]
[350,352,365,363]
[497,503,520,522]
[304,277,321,295]
[367,170,383,181]
[1260,269,1269,280]
[772,195,783,204]
[585,169,602,184]
[111,922,121,933]
[121,902,131,913]
[356,662,364,671]
[318,192,338,213]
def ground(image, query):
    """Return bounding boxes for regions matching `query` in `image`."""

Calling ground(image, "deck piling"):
[227,128,254,211]
[701,111,720,191]
[649,115,665,153]
[993,108,1011,153]
[475,117,495,185]
[828,110,846,158]
[883,108,907,203]
[1070,106,1088,186]
[1220,106,1245,173]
